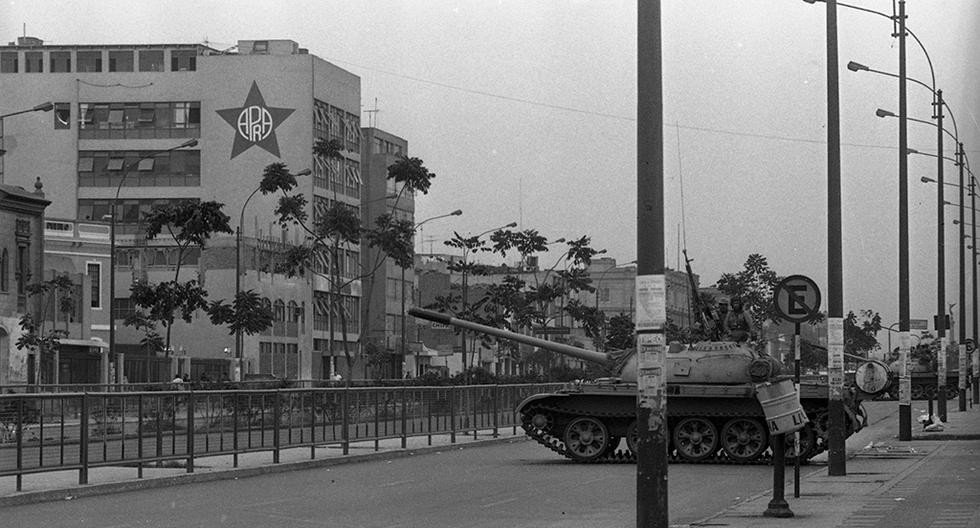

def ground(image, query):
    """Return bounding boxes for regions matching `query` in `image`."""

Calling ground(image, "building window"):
[87,262,101,308]
[0,52,17,73]
[78,101,201,139]
[78,150,201,188]
[252,41,269,53]
[24,51,43,73]
[108,50,133,72]
[170,50,196,71]
[106,158,125,171]
[16,243,28,297]
[138,50,164,72]
[50,51,71,72]
[77,51,102,72]
[54,103,71,129]
[0,248,7,291]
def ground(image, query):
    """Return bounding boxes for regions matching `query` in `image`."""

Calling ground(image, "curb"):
[911,432,980,441]
[0,435,525,508]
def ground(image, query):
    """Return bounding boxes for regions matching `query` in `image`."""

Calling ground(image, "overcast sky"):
[3,0,979,329]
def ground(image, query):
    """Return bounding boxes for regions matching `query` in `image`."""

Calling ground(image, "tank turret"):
[409,308,782,385]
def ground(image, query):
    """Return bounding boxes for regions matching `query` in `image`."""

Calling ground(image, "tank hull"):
[517,380,866,464]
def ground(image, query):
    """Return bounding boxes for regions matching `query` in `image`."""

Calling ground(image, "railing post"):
[79,394,89,485]
[400,387,407,449]
[492,385,499,439]
[15,397,24,491]
[473,386,479,440]
[342,387,349,456]
[273,390,281,464]
[232,391,239,468]
[374,390,380,451]
[426,387,432,446]
[310,391,316,460]
[137,394,144,479]
[186,391,195,473]
[449,386,456,444]
[155,396,163,465]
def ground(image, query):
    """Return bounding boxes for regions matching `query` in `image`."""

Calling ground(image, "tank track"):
[521,403,825,465]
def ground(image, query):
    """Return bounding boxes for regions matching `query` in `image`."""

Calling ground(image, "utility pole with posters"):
[636,1,668,527]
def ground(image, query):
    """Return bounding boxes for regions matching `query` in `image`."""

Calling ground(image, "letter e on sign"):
[773,275,822,324]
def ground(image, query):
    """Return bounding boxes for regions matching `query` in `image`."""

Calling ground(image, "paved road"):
[0,401,902,528]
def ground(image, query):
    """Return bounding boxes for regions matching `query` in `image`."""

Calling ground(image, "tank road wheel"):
[923,384,938,400]
[720,418,768,462]
[946,385,959,400]
[563,417,610,462]
[911,384,926,400]
[523,408,555,435]
[672,418,718,462]
[626,420,639,455]
[785,425,817,462]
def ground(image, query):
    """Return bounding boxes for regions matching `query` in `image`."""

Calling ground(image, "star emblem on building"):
[217,81,295,159]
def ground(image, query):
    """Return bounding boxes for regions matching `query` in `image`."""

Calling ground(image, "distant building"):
[0,180,49,386]
[0,36,364,382]
[360,128,413,379]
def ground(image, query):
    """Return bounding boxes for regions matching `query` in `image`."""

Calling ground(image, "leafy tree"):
[844,309,882,358]
[263,139,436,382]
[16,275,76,382]
[714,254,782,330]
[126,200,234,356]
[605,313,635,351]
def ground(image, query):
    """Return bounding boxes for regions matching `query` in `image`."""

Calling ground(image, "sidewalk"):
[0,427,526,508]
[695,405,980,528]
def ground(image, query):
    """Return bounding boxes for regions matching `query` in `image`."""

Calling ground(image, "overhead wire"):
[321,55,973,153]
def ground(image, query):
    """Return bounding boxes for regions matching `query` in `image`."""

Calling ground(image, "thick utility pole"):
[936,89,947,423]
[896,0,912,441]
[825,0,846,477]
[636,1,668,527]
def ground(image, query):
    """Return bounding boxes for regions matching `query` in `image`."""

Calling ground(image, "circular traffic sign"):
[773,275,822,323]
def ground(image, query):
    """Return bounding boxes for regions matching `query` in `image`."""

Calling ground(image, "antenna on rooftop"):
[364,98,380,128]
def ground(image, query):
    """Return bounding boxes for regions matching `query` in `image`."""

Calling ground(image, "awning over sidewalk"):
[57,338,109,349]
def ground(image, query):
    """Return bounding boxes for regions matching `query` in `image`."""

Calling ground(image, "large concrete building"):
[0,36,369,382]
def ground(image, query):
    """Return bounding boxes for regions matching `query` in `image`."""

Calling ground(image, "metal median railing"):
[0,384,559,492]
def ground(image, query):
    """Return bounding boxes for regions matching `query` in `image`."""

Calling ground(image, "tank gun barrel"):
[409,308,611,365]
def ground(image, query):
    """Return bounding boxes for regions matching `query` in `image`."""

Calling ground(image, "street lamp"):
[234,168,311,380]
[400,209,462,379]
[918,138,972,419]
[838,0,932,441]
[0,102,54,182]
[108,139,198,381]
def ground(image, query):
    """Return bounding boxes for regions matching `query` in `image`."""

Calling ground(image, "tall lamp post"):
[829,0,931,441]
[0,102,54,183]
[108,139,198,380]
[880,104,968,416]
[400,210,462,378]
[234,168,311,381]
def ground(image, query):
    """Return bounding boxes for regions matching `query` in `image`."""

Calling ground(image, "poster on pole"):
[960,343,968,390]
[900,332,911,405]
[828,317,844,400]
[635,274,665,331]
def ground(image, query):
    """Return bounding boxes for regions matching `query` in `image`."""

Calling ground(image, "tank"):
[885,357,960,401]
[880,340,962,401]
[410,308,873,464]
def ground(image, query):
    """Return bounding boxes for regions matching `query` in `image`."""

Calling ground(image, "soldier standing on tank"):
[723,297,756,342]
